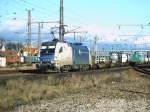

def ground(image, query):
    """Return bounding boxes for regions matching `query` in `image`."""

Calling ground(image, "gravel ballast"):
[13,93,150,112]
[10,69,150,112]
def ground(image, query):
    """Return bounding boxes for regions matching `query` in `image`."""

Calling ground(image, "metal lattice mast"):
[38,22,41,52]
[27,10,32,64]
[59,0,64,42]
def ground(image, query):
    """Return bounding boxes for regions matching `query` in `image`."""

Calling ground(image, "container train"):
[36,39,150,72]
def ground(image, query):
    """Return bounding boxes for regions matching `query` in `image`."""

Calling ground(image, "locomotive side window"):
[59,47,63,53]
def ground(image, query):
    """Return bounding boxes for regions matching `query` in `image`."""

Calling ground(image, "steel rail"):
[0,66,131,81]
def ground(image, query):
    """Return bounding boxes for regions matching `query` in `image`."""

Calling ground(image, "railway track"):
[132,64,150,78]
[0,66,131,81]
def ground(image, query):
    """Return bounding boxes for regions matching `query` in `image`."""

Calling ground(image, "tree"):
[0,38,5,45]
[6,42,24,52]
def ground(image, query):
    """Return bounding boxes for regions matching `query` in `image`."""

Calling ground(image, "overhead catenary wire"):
[0,1,28,22]
[0,0,57,22]
[18,0,58,19]
[1,0,91,31]
[0,0,58,31]
[47,0,91,27]
[0,0,97,42]
[18,0,91,32]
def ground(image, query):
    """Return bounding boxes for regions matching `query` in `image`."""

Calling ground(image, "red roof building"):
[21,48,38,56]
[0,50,20,64]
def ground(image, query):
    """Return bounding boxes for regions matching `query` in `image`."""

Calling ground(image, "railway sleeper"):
[79,64,90,71]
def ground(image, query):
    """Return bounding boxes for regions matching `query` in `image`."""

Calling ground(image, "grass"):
[0,69,149,111]
[0,75,97,111]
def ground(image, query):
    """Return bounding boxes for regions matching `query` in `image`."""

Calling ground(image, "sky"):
[0,0,150,48]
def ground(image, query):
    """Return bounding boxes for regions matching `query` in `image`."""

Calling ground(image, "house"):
[0,44,6,52]
[20,48,38,56]
[0,44,6,66]
[0,50,20,64]
[0,54,6,67]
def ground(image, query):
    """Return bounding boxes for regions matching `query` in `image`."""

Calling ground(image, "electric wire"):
[18,0,58,19]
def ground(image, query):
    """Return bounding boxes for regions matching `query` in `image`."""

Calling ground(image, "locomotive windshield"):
[40,39,58,56]
[40,48,55,55]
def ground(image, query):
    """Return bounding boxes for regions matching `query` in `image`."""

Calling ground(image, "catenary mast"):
[59,0,64,42]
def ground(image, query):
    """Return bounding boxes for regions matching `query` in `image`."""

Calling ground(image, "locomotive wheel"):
[60,66,71,72]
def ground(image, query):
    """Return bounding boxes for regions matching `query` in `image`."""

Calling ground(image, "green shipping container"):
[130,54,143,63]
[24,56,39,63]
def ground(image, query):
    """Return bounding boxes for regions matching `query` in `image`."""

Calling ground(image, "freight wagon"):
[37,39,149,72]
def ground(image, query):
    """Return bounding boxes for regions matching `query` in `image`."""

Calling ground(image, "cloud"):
[81,25,123,43]
[4,20,27,31]
[135,36,150,44]
[0,19,149,50]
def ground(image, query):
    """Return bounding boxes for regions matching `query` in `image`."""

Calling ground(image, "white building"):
[0,44,6,52]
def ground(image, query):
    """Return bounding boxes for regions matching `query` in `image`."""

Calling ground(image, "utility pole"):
[15,19,58,56]
[32,21,58,52]
[27,10,32,64]
[118,23,150,60]
[38,22,41,52]
[92,35,99,62]
[59,0,64,42]
[65,31,87,42]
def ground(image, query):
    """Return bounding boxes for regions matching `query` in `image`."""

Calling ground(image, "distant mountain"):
[0,31,150,50]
